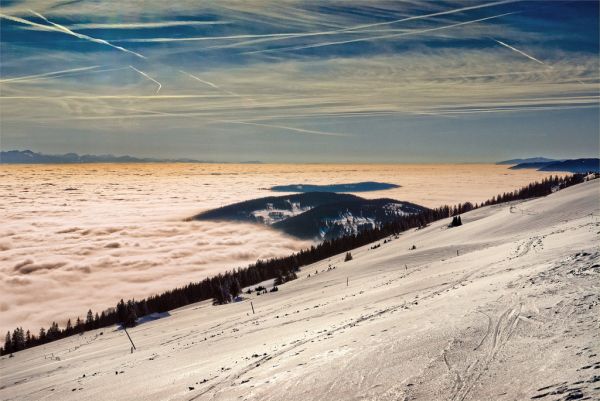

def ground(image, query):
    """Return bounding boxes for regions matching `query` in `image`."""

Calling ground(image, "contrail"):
[331,0,516,33]
[492,39,546,65]
[180,70,255,102]
[221,121,350,137]
[0,65,101,83]
[179,71,221,90]
[117,33,307,43]
[0,11,145,59]
[129,66,161,94]
[245,12,516,54]
[65,20,232,30]
[492,38,587,85]
[179,70,238,97]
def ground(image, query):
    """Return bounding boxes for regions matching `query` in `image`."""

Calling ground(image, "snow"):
[250,201,312,225]
[1,180,598,401]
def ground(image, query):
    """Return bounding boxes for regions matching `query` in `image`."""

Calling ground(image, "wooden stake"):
[123,327,136,350]
[250,301,255,314]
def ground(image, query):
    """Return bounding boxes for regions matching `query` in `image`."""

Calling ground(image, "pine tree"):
[116,299,127,324]
[3,331,12,355]
[229,278,241,299]
[12,328,25,351]
[125,301,138,327]
[85,309,94,330]
[75,317,84,334]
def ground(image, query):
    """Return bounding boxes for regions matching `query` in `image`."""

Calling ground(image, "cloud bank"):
[0,163,559,333]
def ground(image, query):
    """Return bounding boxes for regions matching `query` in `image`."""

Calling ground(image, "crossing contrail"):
[129,66,162,94]
[245,12,516,54]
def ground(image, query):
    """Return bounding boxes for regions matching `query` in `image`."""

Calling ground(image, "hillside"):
[1,180,598,401]
[539,158,600,173]
[510,158,600,173]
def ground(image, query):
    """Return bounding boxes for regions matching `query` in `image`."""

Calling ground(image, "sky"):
[0,0,598,163]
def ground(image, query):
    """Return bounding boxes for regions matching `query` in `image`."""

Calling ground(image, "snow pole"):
[251,301,255,314]
[123,327,136,350]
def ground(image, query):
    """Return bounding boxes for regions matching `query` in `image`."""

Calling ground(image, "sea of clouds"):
[0,163,554,333]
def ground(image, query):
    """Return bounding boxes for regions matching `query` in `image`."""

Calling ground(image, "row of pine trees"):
[1,174,584,355]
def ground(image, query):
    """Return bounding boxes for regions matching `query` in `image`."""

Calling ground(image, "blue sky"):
[1,0,598,162]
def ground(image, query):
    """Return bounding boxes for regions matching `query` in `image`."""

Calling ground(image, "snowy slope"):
[1,180,599,401]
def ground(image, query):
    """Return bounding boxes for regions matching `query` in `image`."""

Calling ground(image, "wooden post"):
[250,301,255,314]
[123,327,136,350]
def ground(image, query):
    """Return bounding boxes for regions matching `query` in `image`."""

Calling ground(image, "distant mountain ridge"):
[193,192,427,240]
[0,150,262,164]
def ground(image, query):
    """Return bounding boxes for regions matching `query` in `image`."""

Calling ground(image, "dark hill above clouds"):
[270,182,399,193]
[496,157,559,165]
[193,192,427,240]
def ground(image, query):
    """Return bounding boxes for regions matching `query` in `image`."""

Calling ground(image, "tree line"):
[1,174,584,355]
